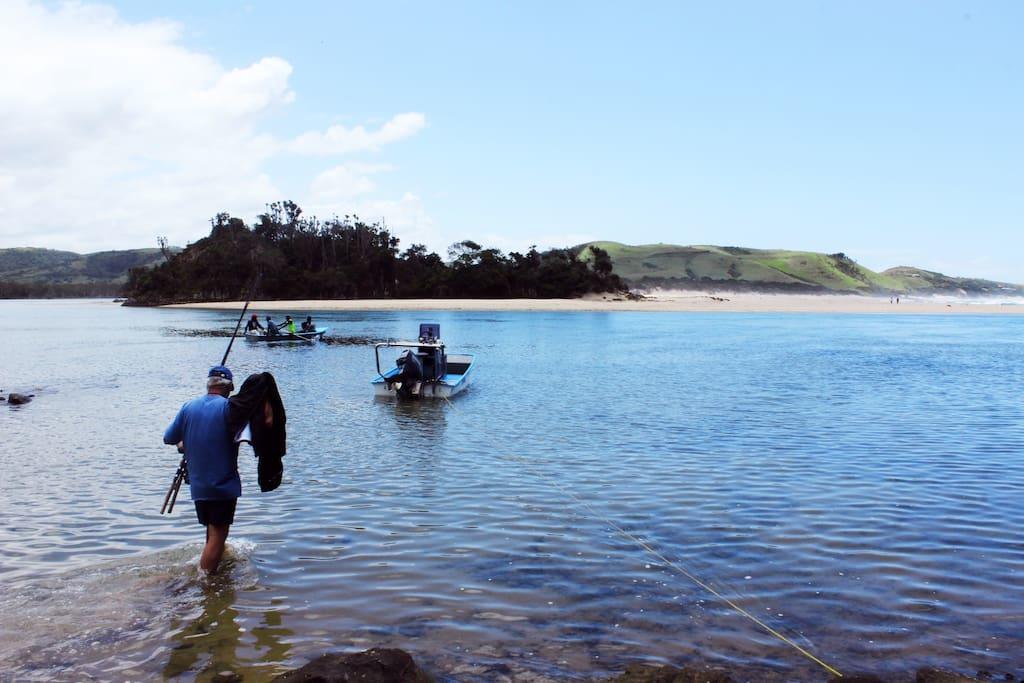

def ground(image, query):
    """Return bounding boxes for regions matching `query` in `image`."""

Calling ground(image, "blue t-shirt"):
[163,394,241,501]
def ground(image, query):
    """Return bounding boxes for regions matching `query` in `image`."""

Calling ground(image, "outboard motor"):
[393,349,424,399]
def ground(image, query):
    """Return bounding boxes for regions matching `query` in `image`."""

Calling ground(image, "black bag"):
[229,372,287,492]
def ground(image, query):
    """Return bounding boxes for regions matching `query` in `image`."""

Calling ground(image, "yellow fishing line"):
[441,395,844,678]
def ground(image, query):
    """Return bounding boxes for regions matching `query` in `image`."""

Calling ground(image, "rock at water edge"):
[272,648,433,683]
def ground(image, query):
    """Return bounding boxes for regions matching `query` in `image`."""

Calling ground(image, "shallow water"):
[2,300,1023,681]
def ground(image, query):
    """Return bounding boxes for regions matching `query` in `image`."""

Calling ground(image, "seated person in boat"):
[284,316,297,335]
[301,316,315,332]
[245,314,264,333]
[265,316,280,337]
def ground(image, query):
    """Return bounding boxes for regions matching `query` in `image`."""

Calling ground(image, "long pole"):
[221,272,262,366]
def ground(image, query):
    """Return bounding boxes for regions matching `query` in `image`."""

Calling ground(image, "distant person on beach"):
[301,316,315,332]
[245,314,264,333]
[163,366,282,574]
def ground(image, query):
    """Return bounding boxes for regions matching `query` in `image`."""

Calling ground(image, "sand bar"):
[167,292,1024,315]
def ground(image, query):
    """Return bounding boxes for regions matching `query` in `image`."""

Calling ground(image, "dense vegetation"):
[584,241,1024,295]
[124,202,624,304]
[0,280,126,298]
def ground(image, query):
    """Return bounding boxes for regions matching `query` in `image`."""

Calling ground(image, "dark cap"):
[208,365,233,381]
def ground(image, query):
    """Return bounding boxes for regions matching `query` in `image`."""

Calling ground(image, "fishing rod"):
[222,272,263,365]
[161,271,262,514]
[438,394,844,678]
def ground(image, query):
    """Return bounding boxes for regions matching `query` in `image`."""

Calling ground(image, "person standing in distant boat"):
[246,314,264,333]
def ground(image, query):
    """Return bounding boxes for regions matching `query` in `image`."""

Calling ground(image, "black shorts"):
[194,499,237,526]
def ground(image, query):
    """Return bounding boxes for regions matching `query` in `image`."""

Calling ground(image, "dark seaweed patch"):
[162,327,235,338]
[163,328,382,345]
[321,335,385,346]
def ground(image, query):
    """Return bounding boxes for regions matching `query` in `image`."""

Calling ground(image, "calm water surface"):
[1,300,1023,681]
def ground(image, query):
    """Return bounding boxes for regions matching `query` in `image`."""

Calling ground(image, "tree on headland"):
[124,202,624,305]
[157,236,173,262]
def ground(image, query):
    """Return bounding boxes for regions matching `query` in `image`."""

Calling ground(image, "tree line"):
[124,201,623,304]
[0,280,124,299]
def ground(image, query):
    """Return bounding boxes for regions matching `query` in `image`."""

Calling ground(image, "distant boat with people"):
[372,323,475,399]
[244,314,328,343]
[244,327,328,344]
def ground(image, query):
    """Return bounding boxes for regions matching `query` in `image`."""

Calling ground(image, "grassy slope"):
[0,247,170,284]
[581,242,1023,294]
[882,266,1024,294]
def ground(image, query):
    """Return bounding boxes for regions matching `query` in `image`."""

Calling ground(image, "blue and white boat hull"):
[372,353,475,399]
[244,327,329,344]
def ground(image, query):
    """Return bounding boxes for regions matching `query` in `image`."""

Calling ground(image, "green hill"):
[579,242,1024,296]
[0,247,175,298]
[880,266,1024,296]
[0,247,172,284]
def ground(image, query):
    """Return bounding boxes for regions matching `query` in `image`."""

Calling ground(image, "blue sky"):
[2,1,1022,281]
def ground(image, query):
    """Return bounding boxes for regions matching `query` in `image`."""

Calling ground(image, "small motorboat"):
[372,323,475,399]
[244,327,329,344]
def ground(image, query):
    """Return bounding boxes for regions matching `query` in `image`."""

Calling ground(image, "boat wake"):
[0,539,258,680]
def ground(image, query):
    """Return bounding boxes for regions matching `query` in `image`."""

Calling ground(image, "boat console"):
[416,323,446,381]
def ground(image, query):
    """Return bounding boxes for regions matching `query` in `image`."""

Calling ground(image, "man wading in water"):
[164,366,284,573]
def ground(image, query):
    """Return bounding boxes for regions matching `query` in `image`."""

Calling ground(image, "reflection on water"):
[163,550,294,681]
[2,301,1024,681]
[0,537,295,681]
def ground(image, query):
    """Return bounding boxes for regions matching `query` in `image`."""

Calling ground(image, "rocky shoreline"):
[252,648,1020,683]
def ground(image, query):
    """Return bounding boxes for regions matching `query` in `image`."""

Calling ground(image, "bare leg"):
[200,523,230,574]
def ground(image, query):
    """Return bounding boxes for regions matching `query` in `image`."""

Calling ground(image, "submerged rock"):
[916,669,992,683]
[272,648,432,683]
[827,669,999,683]
[268,647,1011,683]
[608,664,735,682]
[7,393,32,405]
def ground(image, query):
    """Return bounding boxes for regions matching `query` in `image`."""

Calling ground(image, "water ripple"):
[1,305,1023,681]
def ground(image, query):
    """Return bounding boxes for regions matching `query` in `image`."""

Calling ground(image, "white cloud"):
[289,113,427,156]
[304,189,442,254]
[308,163,395,203]
[0,1,429,252]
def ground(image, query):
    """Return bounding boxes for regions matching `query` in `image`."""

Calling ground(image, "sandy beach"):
[167,291,1024,315]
